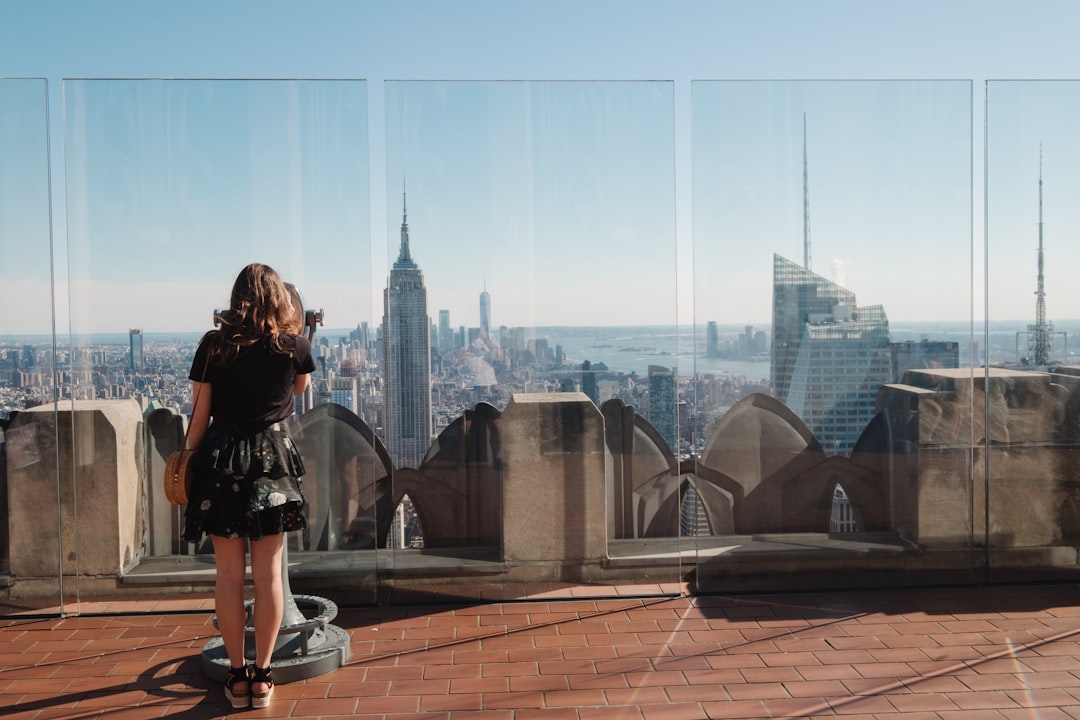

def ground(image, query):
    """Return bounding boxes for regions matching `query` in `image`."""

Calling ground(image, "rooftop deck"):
[5,582,1080,719]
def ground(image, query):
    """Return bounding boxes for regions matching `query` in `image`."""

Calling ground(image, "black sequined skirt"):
[182,420,308,541]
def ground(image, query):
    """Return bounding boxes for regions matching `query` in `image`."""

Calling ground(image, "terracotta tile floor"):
[4,583,1080,719]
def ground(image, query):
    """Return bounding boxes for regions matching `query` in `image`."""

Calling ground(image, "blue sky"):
[2,0,1080,334]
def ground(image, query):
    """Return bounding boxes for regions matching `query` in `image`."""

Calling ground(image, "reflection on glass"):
[986,80,1080,581]
[0,79,61,608]
[0,79,54,413]
[692,80,974,591]
[61,81,373,599]
[384,81,682,596]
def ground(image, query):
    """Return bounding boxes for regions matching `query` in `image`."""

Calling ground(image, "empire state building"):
[382,192,432,468]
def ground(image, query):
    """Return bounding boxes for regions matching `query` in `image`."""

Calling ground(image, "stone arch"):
[634,460,739,538]
[601,398,676,539]
[689,461,740,535]
[293,403,393,550]
[391,402,503,548]
[698,393,827,534]
[846,412,891,531]
[384,492,425,549]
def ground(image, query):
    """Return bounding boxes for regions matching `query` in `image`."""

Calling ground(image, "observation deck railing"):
[4,364,1080,603]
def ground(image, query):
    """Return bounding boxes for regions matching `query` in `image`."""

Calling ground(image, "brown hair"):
[204,263,302,365]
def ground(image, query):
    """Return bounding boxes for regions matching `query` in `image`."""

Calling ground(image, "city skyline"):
[5,3,1080,337]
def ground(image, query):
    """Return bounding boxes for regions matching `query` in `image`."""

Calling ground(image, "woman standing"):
[183,263,315,709]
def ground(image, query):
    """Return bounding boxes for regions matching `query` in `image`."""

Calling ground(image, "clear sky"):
[2,0,1080,334]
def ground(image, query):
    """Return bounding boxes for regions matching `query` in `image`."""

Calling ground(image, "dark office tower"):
[580,360,598,405]
[889,340,960,383]
[438,310,453,354]
[381,191,432,469]
[128,329,144,372]
[770,254,890,455]
[479,287,491,336]
[648,364,677,453]
[21,345,36,369]
[705,321,720,358]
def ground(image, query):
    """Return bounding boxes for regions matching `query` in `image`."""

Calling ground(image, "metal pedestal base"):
[202,545,351,683]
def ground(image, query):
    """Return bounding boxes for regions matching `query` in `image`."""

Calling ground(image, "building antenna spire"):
[1033,144,1050,365]
[803,113,812,272]
[398,178,413,263]
[1018,143,1062,366]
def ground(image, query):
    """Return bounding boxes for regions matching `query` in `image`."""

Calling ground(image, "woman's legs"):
[249,532,285,694]
[210,534,249,693]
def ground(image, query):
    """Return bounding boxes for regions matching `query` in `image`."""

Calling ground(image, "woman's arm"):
[187,381,212,450]
[293,372,309,396]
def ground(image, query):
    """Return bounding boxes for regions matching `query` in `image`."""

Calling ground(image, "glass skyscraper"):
[648,364,677,453]
[438,309,452,354]
[770,254,890,455]
[479,289,491,336]
[128,328,143,372]
[382,194,432,469]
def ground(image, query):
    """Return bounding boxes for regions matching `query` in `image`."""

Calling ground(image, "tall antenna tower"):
[1032,148,1050,365]
[1017,146,1066,366]
[803,113,812,271]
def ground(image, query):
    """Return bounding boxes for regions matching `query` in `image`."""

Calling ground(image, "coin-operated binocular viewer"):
[203,284,347,683]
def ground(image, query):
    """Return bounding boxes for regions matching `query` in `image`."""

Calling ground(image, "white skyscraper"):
[479,287,491,336]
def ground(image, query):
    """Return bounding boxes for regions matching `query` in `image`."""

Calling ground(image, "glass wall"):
[11,74,1080,608]
[61,79,375,603]
[381,81,682,601]
[691,81,976,592]
[985,80,1080,583]
[0,79,62,611]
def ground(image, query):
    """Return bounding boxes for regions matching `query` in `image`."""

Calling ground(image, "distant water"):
[6,320,1080,375]
[543,326,769,380]
[0,331,205,345]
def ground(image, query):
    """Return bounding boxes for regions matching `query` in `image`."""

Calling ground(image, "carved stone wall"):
[6,400,144,596]
[501,393,606,580]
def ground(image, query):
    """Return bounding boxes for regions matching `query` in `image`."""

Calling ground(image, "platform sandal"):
[223,665,250,709]
[250,664,274,709]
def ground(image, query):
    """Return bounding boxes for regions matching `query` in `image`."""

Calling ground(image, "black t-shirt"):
[189,333,315,426]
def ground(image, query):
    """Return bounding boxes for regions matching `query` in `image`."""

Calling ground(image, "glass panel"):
[692,80,975,592]
[0,79,62,614]
[383,81,682,602]
[985,80,1080,583]
[62,79,375,607]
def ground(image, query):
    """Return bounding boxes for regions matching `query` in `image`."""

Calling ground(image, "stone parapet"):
[879,367,1080,555]
[6,400,144,596]
[501,393,607,580]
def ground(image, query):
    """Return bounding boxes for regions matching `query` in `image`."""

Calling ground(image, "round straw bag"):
[163,448,197,505]
[164,362,207,506]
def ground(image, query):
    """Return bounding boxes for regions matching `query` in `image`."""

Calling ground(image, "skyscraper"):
[770,254,890,455]
[129,329,144,372]
[327,376,360,415]
[438,309,453,355]
[648,364,677,453]
[381,192,433,469]
[705,321,720,358]
[580,360,598,405]
[889,340,959,383]
[479,287,491,336]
